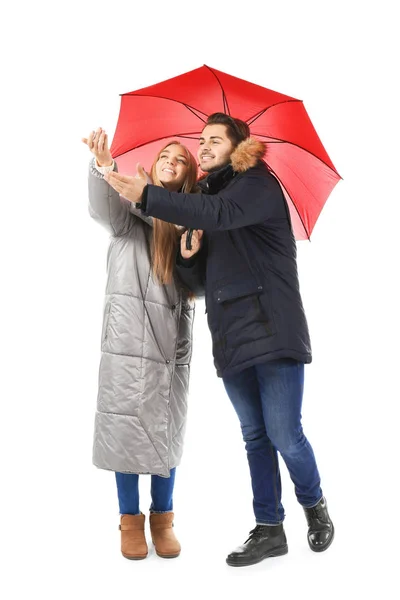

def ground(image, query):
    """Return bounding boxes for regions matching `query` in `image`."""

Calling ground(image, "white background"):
[1,1,399,598]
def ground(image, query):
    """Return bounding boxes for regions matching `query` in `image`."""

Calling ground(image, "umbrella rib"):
[204,65,230,115]
[266,166,310,241]
[176,134,203,140]
[254,133,341,178]
[267,144,340,240]
[183,104,207,123]
[246,99,301,126]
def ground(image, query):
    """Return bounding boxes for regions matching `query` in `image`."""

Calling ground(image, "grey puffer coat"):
[88,158,195,477]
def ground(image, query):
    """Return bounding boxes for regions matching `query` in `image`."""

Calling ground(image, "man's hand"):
[82,127,113,167]
[104,163,148,203]
[181,230,204,259]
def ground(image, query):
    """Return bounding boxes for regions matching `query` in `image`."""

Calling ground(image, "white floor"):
[2,2,399,597]
[2,319,398,599]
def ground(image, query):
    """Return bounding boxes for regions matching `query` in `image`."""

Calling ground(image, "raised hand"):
[181,229,204,259]
[82,127,113,167]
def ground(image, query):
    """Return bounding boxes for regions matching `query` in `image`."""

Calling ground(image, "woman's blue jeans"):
[223,359,323,525]
[115,468,176,516]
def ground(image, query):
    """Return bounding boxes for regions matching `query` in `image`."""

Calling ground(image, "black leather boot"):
[303,497,334,552]
[226,524,288,567]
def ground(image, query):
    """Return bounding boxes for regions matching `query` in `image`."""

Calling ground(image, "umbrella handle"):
[186,228,194,251]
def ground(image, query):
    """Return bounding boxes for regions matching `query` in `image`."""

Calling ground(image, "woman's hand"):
[82,127,113,167]
[181,230,203,259]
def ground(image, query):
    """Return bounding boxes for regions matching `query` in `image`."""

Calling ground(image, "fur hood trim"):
[230,137,266,173]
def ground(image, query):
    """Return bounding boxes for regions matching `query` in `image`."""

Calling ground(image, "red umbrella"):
[110,65,341,240]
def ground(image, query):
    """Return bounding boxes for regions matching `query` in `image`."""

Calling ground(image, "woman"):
[83,128,201,560]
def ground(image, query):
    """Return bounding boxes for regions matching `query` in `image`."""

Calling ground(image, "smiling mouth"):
[162,168,175,174]
[201,155,214,160]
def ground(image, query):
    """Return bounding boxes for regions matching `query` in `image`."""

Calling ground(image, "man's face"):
[197,124,235,173]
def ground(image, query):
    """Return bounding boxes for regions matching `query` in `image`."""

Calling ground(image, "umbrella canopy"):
[110,65,341,240]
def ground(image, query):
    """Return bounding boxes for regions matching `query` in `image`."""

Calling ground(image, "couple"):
[83,113,334,567]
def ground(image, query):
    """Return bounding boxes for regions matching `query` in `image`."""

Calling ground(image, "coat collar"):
[198,137,267,193]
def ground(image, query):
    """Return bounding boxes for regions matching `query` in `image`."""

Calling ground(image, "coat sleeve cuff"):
[176,246,199,268]
[136,185,149,211]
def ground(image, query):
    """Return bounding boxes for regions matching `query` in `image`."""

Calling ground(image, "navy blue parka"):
[140,138,312,378]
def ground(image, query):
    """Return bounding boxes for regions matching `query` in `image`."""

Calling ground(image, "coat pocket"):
[101,299,113,349]
[213,280,275,349]
[213,280,264,304]
[175,304,195,365]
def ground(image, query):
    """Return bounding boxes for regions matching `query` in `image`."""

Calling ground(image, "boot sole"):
[226,544,288,567]
[122,553,148,560]
[308,525,335,553]
[152,542,180,559]
[155,551,181,559]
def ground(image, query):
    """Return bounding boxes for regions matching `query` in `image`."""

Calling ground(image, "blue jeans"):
[223,359,322,525]
[115,468,176,516]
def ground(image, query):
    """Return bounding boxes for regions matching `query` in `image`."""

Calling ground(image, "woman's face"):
[156,144,190,191]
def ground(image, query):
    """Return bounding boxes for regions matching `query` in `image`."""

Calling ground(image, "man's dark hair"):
[205,113,250,147]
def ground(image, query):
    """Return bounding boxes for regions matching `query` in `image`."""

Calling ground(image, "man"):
[104,113,334,567]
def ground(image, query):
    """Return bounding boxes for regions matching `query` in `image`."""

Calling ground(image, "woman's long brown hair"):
[149,142,198,287]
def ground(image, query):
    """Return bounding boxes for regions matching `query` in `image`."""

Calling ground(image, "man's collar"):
[198,163,235,194]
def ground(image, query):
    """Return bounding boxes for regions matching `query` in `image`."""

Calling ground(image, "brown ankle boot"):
[150,512,181,558]
[119,514,148,560]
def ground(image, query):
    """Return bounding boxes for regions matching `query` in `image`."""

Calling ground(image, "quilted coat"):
[88,158,195,477]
